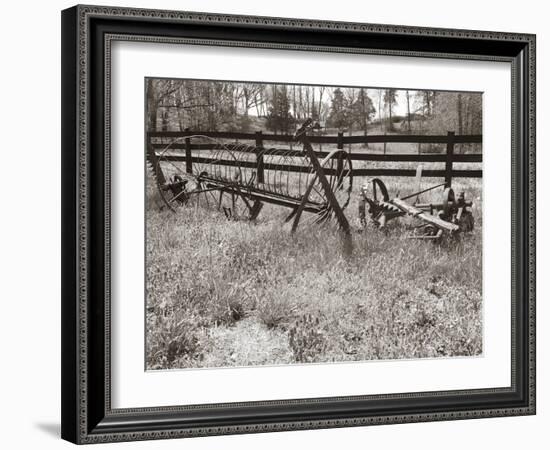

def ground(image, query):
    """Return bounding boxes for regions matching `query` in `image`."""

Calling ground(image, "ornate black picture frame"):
[61,4,536,444]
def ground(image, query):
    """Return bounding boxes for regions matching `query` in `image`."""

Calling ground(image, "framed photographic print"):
[61,4,536,444]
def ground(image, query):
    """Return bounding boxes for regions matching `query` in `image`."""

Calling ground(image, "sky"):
[372,90,408,117]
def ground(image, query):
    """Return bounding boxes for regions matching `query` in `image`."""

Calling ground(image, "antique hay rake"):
[150,119,480,247]
[151,119,353,239]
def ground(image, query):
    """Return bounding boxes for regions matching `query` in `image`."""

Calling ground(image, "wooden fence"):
[147,130,482,186]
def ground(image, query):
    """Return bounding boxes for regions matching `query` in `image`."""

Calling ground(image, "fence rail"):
[147,130,482,185]
[148,130,482,145]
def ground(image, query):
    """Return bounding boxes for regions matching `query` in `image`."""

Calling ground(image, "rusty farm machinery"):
[151,118,353,237]
[150,118,476,246]
[358,172,475,240]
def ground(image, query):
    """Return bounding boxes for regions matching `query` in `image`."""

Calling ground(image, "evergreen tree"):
[327,88,349,130]
[266,86,294,134]
[350,88,376,135]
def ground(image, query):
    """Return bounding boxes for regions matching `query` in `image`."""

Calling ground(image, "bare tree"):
[146,79,183,131]
[406,90,412,133]
[377,89,384,130]
[317,86,326,123]
[457,93,463,134]
[383,89,397,131]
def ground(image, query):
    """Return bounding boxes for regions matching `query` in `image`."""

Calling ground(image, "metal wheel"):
[155,145,198,212]
[361,178,393,222]
[155,136,250,217]
[370,178,390,203]
[157,173,190,212]
[441,187,455,219]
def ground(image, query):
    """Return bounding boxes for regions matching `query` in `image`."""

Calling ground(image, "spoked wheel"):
[156,151,203,213]
[300,149,353,226]
[157,173,190,212]
[155,136,258,220]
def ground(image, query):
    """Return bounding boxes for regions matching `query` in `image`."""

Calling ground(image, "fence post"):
[337,131,344,151]
[255,130,264,183]
[445,131,455,187]
[183,128,193,174]
[336,131,345,189]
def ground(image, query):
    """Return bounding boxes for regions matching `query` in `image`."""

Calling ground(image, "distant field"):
[145,158,483,370]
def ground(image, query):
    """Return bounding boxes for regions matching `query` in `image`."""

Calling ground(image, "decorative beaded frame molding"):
[61,4,536,444]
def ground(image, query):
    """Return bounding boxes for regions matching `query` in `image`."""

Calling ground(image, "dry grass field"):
[145,149,483,370]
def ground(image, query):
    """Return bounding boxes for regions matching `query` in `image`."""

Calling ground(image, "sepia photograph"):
[58,4,536,444]
[145,78,483,370]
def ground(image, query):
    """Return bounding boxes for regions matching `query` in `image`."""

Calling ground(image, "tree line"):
[146,79,482,137]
